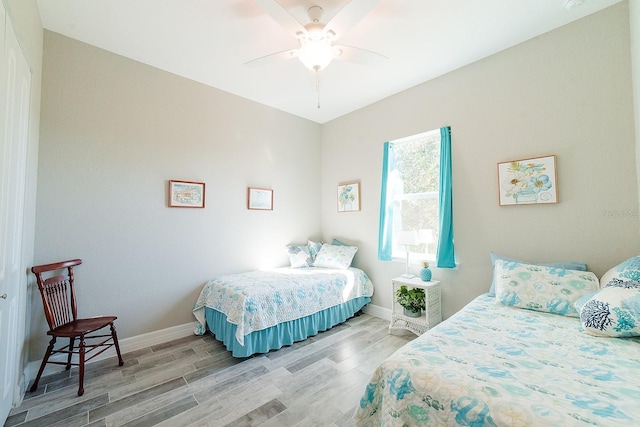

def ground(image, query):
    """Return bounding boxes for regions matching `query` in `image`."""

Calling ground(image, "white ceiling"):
[36,0,622,124]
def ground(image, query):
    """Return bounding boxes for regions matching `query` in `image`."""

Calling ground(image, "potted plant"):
[395,285,426,318]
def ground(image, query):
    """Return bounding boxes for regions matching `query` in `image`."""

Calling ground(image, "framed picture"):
[497,155,557,206]
[169,180,205,208]
[247,187,273,210]
[337,181,361,212]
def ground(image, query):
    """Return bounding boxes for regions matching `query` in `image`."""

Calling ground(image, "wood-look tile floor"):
[5,313,414,427]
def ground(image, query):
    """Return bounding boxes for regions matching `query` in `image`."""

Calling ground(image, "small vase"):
[420,266,432,282]
[515,189,537,204]
[403,308,421,318]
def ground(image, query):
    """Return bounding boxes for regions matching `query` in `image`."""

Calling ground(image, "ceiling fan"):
[247,0,387,106]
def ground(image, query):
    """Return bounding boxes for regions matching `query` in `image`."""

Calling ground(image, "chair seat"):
[49,316,118,337]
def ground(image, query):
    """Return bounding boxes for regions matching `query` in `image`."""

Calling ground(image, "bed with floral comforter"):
[354,293,640,426]
[193,266,373,357]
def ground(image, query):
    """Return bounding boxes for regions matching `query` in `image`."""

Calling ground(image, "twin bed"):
[192,266,372,357]
[192,240,372,357]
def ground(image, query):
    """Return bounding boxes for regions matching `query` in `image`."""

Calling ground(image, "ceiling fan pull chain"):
[315,66,321,109]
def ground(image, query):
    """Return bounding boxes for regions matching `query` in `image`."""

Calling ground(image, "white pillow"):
[577,281,640,337]
[313,243,358,270]
[495,260,599,317]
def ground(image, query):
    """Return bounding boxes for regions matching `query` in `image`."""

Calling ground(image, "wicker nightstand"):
[390,276,441,336]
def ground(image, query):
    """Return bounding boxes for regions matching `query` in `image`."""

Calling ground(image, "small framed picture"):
[337,181,361,212]
[497,155,557,206]
[168,180,205,208]
[247,187,273,210]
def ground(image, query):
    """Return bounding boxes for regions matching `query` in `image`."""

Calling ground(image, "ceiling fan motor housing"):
[307,5,323,22]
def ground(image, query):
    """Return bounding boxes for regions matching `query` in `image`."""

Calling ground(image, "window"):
[390,129,440,259]
[378,126,455,268]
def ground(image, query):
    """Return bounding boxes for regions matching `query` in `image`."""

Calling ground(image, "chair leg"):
[30,337,56,393]
[66,337,75,370]
[77,336,85,396]
[110,323,124,366]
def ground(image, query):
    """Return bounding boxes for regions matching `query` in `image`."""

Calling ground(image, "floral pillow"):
[488,252,587,297]
[494,260,599,317]
[286,245,313,268]
[599,256,640,288]
[313,243,358,270]
[576,280,640,337]
[307,239,323,262]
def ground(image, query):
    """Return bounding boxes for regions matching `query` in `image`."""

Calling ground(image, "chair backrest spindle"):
[31,259,82,331]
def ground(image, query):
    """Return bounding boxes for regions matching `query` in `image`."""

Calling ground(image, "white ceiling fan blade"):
[324,0,379,40]
[244,48,299,67]
[334,45,387,66]
[255,0,307,36]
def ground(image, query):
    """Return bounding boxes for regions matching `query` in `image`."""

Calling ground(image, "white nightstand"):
[390,276,442,336]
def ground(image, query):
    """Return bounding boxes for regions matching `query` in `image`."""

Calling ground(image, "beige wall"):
[33,31,323,357]
[632,1,640,218]
[321,3,638,319]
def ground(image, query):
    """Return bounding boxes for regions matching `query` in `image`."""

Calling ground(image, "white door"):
[0,3,32,423]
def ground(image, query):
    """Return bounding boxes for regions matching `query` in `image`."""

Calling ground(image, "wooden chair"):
[30,259,124,396]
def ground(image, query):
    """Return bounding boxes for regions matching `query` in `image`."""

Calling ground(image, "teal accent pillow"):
[286,245,312,268]
[599,256,640,288]
[489,252,587,297]
[313,243,358,270]
[576,280,640,337]
[495,260,599,317]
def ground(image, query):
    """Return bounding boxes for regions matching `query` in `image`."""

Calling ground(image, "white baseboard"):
[25,322,198,381]
[362,303,391,321]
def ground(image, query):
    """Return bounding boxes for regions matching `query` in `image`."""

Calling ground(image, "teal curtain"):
[377,142,393,260]
[436,126,455,268]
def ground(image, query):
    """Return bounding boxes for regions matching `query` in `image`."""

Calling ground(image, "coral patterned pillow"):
[578,280,640,337]
[599,256,640,288]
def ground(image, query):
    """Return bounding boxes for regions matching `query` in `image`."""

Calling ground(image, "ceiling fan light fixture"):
[305,22,325,37]
[298,38,334,70]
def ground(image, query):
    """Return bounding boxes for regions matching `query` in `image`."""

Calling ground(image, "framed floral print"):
[498,155,557,206]
[169,180,205,208]
[337,181,361,212]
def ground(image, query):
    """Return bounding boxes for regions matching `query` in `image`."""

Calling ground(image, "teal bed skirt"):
[204,296,371,357]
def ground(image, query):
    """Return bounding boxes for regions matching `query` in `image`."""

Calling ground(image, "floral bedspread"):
[193,267,373,345]
[354,294,640,426]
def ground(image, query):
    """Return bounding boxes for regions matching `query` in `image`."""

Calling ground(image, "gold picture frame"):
[168,180,205,208]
